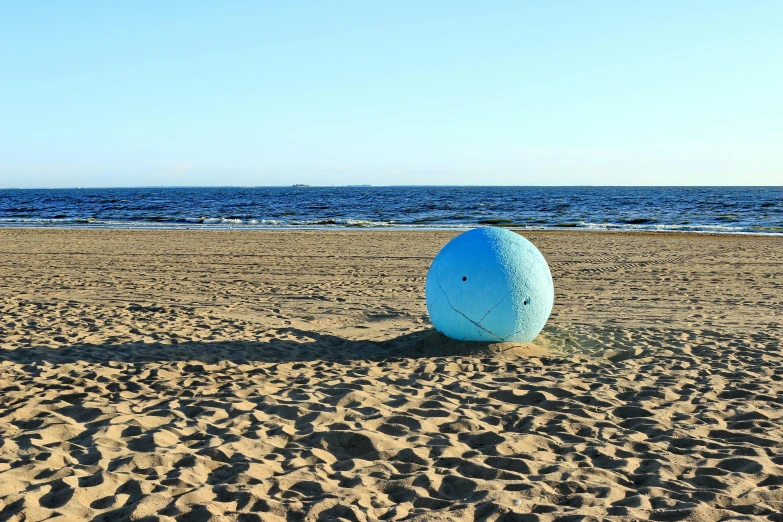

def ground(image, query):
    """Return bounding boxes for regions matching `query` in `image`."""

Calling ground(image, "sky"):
[1,1,781,188]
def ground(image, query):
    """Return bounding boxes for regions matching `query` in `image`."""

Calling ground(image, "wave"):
[0,216,780,235]
[574,221,783,235]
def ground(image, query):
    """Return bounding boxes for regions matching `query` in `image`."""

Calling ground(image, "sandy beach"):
[1,228,781,521]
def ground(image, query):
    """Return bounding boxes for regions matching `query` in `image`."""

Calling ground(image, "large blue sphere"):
[425,227,554,343]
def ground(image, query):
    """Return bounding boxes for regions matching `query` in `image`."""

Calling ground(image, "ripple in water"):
[0,186,780,235]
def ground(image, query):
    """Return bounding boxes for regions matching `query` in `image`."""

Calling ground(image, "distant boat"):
[292,184,311,188]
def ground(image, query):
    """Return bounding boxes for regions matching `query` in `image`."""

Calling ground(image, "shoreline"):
[1,224,782,237]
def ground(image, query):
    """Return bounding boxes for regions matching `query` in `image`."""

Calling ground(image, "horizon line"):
[2,184,782,190]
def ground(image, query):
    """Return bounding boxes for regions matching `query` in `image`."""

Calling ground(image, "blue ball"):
[425,227,554,343]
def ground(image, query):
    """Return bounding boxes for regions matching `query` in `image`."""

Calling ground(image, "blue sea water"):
[0,186,781,234]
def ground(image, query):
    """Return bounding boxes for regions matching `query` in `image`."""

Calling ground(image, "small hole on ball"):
[462,276,467,281]
[523,300,528,305]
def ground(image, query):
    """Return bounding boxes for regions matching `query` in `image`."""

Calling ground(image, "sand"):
[0,228,781,521]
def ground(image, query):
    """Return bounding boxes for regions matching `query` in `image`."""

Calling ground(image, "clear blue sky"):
[1,1,781,188]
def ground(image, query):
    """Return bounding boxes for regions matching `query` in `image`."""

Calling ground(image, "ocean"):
[0,186,781,234]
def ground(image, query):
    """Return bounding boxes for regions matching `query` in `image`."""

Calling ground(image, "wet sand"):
[1,229,781,521]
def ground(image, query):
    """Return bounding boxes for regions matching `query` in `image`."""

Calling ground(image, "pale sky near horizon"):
[1,1,781,188]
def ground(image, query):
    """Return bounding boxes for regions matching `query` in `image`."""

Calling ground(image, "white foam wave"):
[0,217,779,235]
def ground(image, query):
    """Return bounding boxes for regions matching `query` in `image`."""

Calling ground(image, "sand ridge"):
[1,229,782,521]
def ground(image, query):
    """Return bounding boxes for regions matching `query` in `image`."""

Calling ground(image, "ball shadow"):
[0,327,543,367]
